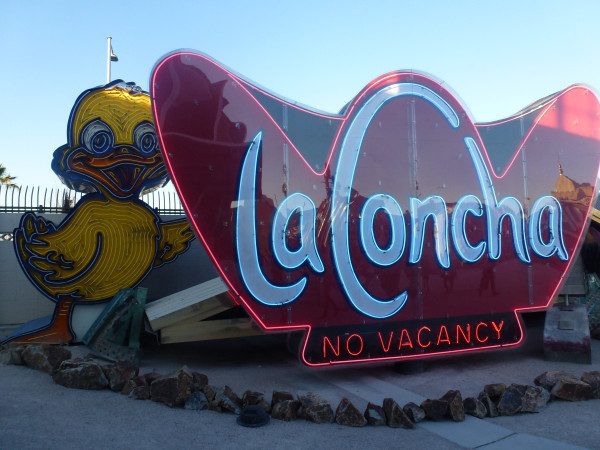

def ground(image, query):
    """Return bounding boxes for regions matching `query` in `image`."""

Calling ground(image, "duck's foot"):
[3,300,75,345]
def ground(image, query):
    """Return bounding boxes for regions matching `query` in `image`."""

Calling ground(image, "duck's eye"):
[134,122,157,154]
[81,120,114,154]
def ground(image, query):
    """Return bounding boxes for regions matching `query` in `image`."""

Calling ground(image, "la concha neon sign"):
[151,51,600,366]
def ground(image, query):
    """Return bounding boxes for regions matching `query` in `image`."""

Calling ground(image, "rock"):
[497,385,523,415]
[202,384,217,402]
[382,398,415,429]
[298,393,334,424]
[483,383,506,403]
[403,402,426,423]
[477,392,498,417]
[421,399,447,421]
[185,391,209,410]
[129,386,150,400]
[534,371,579,391]
[551,380,594,401]
[52,360,108,390]
[271,390,294,408]
[463,397,487,419]
[57,357,85,369]
[508,384,528,396]
[215,386,242,414]
[150,366,193,407]
[142,371,163,385]
[103,362,138,392]
[364,402,386,426]
[243,390,270,412]
[0,346,24,365]
[335,398,367,427]
[523,386,550,412]
[498,384,550,416]
[191,371,208,391]
[271,400,301,421]
[21,344,71,374]
[440,390,464,422]
[520,385,550,413]
[581,371,600,399]
[203,385,219,411]
[121,375,147,395]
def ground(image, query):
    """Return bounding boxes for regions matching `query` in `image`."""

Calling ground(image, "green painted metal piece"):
[82,287,147,363]
[586,274,600,338]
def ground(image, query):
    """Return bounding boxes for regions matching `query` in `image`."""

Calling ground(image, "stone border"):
[2,344,599,429]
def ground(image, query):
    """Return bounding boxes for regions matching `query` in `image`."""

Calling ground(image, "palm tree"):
[0,164,18,188]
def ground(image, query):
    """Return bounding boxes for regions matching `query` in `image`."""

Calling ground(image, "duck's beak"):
[68,146,166,196]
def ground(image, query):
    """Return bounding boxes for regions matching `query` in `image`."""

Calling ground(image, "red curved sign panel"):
[151,51,600,366]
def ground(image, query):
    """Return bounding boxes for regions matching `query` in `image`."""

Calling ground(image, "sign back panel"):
[151,51,600,366]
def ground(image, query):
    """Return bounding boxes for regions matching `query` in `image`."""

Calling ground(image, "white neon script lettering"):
[235,84,568,317]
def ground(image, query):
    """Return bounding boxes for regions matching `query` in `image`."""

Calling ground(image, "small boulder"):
[202,384,217,402]
[271,390,294,408]
[271,399,301,421]
[477,392,498,417]
[521,385,550,413]
[551,380,594,401]
[463,397,487,419]
[57,357,85,369]
[129,386,150,400]
[534,371,578,391]
[364,402,386,426]
[243,390,270,412]
[215,385,242,414]
[52,360,108,390]
[483,384,506,403]
[185,391,209,410]
[403,402,426,423]
[0,346,24,365]
[508,384,528,396]
[191,371,208,391]
[382,398,415,429]
[21,344,71,374]
[497,385,523,415]
[421,399,447,421]
[298,393,334,424]
[440,390,464,422]
[103,362,138,392]
[143,371,163,385]
[150,366,193,407]
[121,375,147,395]
[581,371,600,399]
[335,398,367,427]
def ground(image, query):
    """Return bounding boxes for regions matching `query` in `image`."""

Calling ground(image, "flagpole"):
[106,36,112,83]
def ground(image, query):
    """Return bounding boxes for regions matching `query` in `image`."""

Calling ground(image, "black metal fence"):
[0,185,185,215]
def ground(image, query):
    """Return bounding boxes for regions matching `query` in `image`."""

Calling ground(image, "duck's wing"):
[15,211,100,288]
[154,218,195,267]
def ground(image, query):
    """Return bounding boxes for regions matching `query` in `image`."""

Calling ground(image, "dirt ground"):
[1,315,599,449]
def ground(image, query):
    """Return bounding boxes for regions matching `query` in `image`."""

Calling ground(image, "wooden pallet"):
[591,207,600,226]
[159,317,262,344]
[144,277,263,344]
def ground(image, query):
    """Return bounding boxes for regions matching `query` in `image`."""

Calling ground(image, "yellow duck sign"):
[7,81,194,344]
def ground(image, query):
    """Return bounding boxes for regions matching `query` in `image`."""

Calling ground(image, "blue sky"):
[2,0,600,188]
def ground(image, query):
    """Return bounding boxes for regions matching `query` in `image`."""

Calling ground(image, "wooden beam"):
[145,278,234,330]
[591,207,600,226]
[159,318,263,344]
[158,297,233,328]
